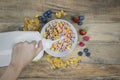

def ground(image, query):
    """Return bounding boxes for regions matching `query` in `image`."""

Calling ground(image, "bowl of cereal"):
[41,19,78,57]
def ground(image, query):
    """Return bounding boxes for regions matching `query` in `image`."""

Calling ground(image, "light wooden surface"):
[0,0,120,80]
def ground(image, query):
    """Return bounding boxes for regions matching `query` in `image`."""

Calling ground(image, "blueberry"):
[47,14,51,18]
[78,51,83,56]
[42,18,47,23]
[47,10,52,15]
[78,22,83,26]
[79,16,84,20]
[83,48,89,53]
[85,52,91,57]
[43,13,48,17]
[38,16,43,20]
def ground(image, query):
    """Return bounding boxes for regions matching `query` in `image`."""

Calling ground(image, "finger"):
[35,41,43,55]
[38,41,43,49]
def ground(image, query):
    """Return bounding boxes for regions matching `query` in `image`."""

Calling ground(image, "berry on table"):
[42,18,47,23]
[79,29,87,35]
[83,36,90,41]
[72,16,80,23]
[79,16,84,20]
[85,52,91,57]
[47,14,51,18]
[78,21,83,26]
[79,42,85,47]
[47,10,52,15]
[43,13,48,17]
[38,16,43,20]
[83,48,89,53]
[72,15,85,26]
[78,51,83,56]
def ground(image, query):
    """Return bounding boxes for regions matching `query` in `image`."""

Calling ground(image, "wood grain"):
[0,62,120,80]
[0,0,120,79]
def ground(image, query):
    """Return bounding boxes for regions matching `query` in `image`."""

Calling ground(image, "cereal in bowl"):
[43,21,75,52]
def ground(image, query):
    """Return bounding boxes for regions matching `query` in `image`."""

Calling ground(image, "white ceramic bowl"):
[41,19,78,57]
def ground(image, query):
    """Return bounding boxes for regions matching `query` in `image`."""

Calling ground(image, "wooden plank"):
[83,43,120,64]
[60,42,120,64]
[19,63,120,79]
[18,76,120,80]
[0,22,120,42]
[0,0,44,23]
[0,23,22,32]
[83,23,120,42]
[0,0,119,23]
[43,0,120,23]
[1,63,120,79]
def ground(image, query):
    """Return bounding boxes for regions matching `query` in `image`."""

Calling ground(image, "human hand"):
[0,41,43,80]
[10,41,43,69]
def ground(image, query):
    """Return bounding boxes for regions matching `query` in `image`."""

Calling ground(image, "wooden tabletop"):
[0,0,120,80]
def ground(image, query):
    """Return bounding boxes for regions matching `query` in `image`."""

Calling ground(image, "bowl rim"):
[41,19,78,57]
